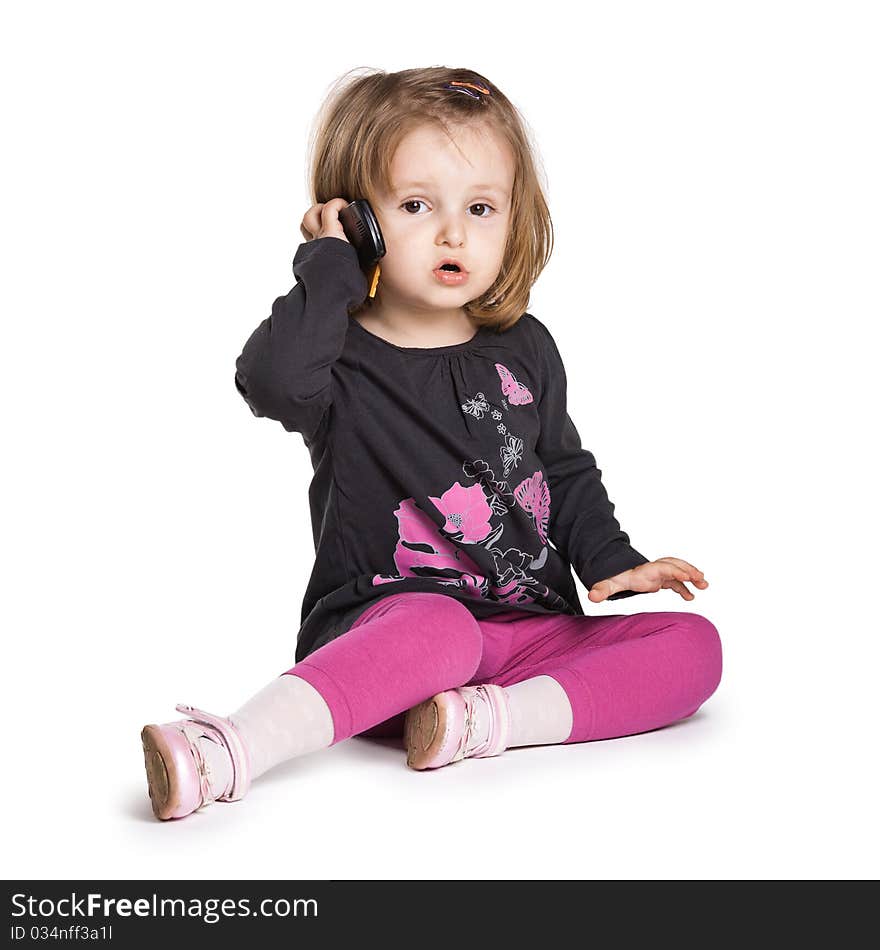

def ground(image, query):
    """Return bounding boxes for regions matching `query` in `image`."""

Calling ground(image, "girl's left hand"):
[587,557,709,603]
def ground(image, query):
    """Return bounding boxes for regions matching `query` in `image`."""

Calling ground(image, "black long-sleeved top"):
[235,236,650,663]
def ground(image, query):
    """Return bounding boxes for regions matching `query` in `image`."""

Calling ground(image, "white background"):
[2,0,877,881]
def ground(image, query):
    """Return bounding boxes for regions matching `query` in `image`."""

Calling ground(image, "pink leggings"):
[284,592,722,745]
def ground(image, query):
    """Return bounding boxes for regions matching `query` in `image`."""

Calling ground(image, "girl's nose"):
[435,215,466,246]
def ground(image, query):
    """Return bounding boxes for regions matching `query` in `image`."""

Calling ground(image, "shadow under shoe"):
[403,684,511,771]
[141,704,252,821]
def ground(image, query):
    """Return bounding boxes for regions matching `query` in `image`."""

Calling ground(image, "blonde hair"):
[305,66,554,332]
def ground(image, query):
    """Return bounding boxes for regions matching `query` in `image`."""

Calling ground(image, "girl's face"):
[372,122,515,320]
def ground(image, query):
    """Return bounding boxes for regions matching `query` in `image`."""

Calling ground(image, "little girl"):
[141,66,721,821]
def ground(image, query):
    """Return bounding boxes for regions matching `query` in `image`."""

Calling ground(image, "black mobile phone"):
[339,199,386,269]
[338,199,385,299]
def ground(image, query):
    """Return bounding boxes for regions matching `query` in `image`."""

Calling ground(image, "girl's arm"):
[532,317,649,601]
[234,236,368,442]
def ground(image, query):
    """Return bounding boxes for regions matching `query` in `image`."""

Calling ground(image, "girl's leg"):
[141,591,484,819]
[471,610,723,744]
[503,675,574,747]
[227,675,335,779]
[229,592,484,778]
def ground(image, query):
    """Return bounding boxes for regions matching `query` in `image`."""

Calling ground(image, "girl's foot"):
[140,704,251,821]
[404,684,511,770]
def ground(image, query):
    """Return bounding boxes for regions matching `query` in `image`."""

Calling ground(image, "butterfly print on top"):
[495,363,533,405]
[499,433,523,477]
[513,470,550,545]
[461,392,490,419]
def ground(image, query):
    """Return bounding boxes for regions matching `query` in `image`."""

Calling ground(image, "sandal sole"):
[404,694,450,770]
[141,724,181,820]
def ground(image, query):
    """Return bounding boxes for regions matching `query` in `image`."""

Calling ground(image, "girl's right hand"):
[300,198,351,244]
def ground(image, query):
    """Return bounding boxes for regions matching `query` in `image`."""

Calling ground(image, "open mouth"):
[433,265,468,284]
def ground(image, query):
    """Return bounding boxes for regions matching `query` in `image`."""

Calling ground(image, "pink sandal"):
[404,684,511,770]
[140,704,251,821]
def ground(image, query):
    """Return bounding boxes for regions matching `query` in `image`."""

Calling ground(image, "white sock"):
[227,674,335,780]
[504,675,573,748]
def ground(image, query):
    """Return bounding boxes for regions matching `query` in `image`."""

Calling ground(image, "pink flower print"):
[372,498,486,591]
[513,471,551,545]
[495,363,533,405]
[371,493,559,611]
[428,481,493,544]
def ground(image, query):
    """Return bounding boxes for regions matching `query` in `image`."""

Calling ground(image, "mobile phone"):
[339,199,385,268]
[339,198,385,299]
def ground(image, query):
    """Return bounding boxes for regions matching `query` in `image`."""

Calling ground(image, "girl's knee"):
[675,612,723,698]
[396,592,484,681]
[652,612,722,703]
[427,591,482,643]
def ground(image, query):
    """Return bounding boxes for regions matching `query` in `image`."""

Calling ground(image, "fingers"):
[667,579,695,601]
[657,557,708,588]
[664,566,701,600]
[318,197,344,226]
[301,198,350,243]
[588,583,608,603]
[589,570,632,602]
[317,198,351,242]
[590,559,710,604]
[301,203,322,242]
[656,558,707,600]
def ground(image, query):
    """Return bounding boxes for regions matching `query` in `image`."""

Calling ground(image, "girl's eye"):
[400,200,496,217]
